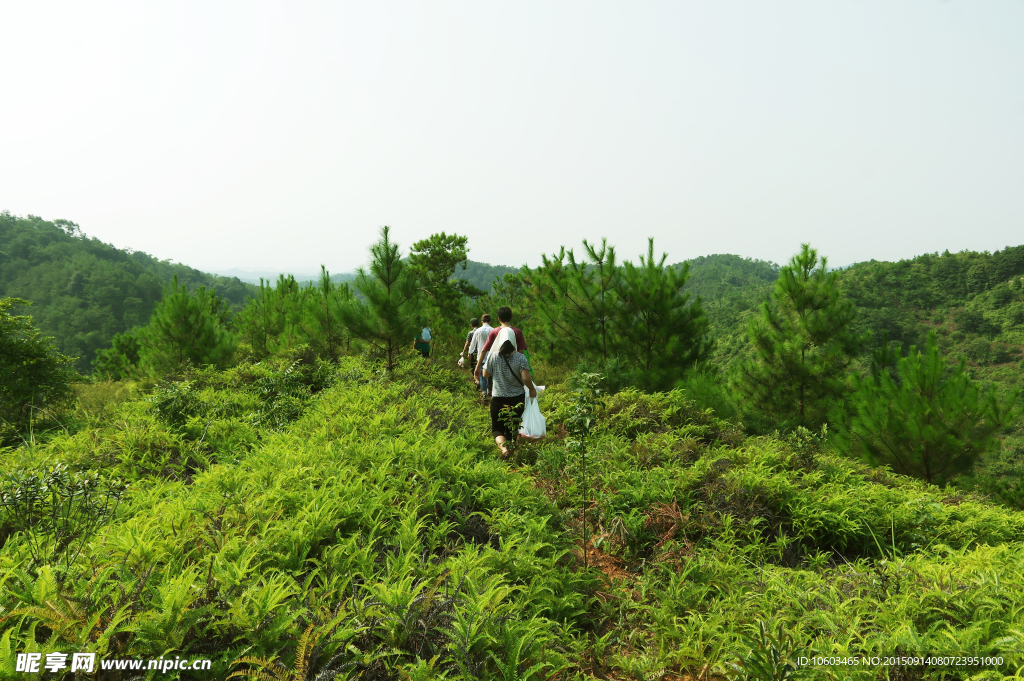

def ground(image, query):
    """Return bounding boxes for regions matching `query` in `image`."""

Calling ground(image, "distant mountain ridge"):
[213,260,518,291]
[0,212,258,371]
[210,268,351,285]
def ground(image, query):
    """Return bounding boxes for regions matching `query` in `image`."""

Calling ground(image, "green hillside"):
[682,253,781,300]
[453,259,520,293]
[839,247,1024,374]
[684,247,1024,378]
[0,212,258,372]
[678,254,781,368]
[2,357,1022,679]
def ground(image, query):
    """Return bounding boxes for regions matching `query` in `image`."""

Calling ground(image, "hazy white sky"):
[2,1,1023,274]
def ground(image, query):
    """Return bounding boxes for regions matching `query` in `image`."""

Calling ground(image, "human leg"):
[490,395,525,458]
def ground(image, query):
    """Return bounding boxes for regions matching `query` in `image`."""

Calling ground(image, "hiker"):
[414,325,431,358]
[482,326,537,458]
[469,313,494,401]
[475,306,528,377]
[460,318,480,373]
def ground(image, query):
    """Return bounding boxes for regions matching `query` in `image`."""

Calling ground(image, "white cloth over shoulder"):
[486,327,516,368]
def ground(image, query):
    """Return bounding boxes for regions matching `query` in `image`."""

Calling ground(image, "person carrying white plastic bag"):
[481,327,539,458]
[519,387,546,441]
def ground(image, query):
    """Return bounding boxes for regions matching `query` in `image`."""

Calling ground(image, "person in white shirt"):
[468,313,493,401]
[460,318,480,372]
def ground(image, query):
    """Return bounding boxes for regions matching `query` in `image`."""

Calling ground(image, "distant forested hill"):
[0,212,257,372]
[681,253,780,299]
[212,268,357,286]
[452,259,519,292]
[675,254,781,367]
[673,247,1024,376]
[840,247,1024,358]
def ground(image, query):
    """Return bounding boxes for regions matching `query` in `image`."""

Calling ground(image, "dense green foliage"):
[844,332,1022,485]
[137,276,237,376]
[529,238,709,392]
[3,358,1024,679]
[529,384,1024,678]
[337,227,422,372]
[453,260,520,294]
[733,245,864,430]
[680,254,781,368]
[299,268,354,362]
[0,299,78,443]
[0,212,256,372]
[840,246,1024,365]
[92,330,142,381]
[0,358,588,679]
[234,269,354,362]
[409,232,485,334]
[681,253,780,301]
[618,241,711,390]
[234,276,309,360]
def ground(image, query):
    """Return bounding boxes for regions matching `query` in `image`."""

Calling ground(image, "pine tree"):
[842,331,1022,485]
[338,226,421,372]
[408,232,484,334]
[491,271,529,313]
[138,276,235,375]
[235,275,308,359]
[732,244,863,429]
[298,266,352,360]
[93,329,142,379]
[476,271,533,332]
[617,239,710,391]
[531,239,622,365]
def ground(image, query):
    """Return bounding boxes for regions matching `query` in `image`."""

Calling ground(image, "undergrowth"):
[1,356,1023,680]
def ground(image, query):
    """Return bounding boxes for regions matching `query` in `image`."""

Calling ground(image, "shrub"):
[0,298,78,442]
[73,379,136,424]
[842,332,1023,485]
[0,463,127,578]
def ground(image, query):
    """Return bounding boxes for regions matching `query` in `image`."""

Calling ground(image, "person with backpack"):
[482,326,537,459]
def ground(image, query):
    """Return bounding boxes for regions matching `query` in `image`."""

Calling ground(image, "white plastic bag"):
[519,392,546,440]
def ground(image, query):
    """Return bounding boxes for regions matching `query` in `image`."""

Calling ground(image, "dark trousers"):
[490,394,525,439]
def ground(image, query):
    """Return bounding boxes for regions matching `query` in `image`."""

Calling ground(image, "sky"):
[2,1,1023,275]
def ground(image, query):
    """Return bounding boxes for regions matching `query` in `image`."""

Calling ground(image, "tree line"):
[3,225,1023,491]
